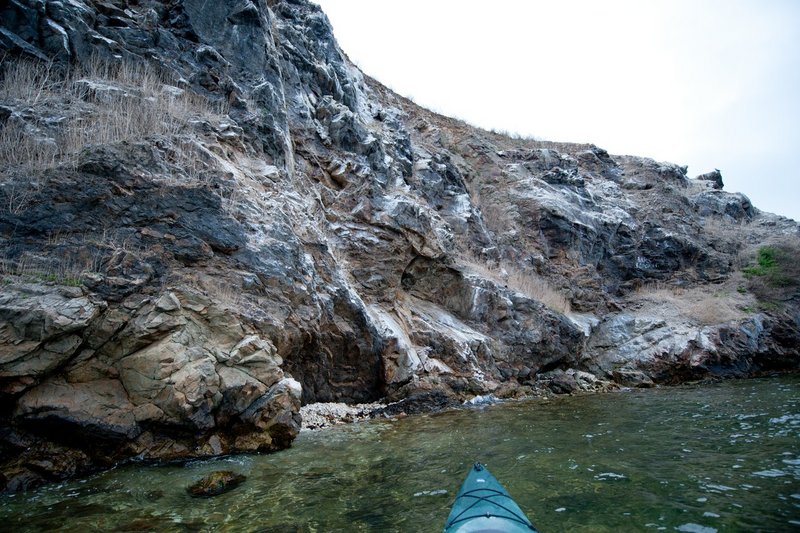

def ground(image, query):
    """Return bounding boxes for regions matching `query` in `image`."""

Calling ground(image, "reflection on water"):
[1,376,799,532]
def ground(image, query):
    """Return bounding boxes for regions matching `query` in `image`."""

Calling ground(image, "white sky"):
[314,0,800,221]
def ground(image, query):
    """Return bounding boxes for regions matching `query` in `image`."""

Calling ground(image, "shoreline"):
[298,370,799,431]
[299,372,611,431]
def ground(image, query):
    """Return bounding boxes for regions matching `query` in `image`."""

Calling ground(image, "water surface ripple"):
[2,376,798,532]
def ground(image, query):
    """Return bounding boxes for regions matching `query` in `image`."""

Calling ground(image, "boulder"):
[187,470,247,497]
[696,169,724,190]
[0,284,102,395]
[15,378,139,441]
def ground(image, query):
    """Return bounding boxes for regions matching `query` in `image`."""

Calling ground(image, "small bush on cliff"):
[743,244,800,304]
[743,247,778,278]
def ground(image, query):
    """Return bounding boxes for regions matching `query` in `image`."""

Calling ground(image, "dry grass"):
[0,249,104,286]
[633,276,753,326]
[0,57,228,180]
[0,122,55,213]
[63,59,226,149]
[505,267,572,314]
[700,216,751,254]
[460,257,571,314]
[0,57,62,104]
[0,122,58,169]
[0,227,153,287]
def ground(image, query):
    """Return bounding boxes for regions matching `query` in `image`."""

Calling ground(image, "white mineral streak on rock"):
[367,305,421,384]
[409,298,489,363]
[567,313,600,337]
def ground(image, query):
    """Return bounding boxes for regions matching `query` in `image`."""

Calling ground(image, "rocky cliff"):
[1,0,798,492]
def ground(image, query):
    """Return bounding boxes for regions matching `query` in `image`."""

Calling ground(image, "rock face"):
[0,284,301,491]
[1,0,799,491]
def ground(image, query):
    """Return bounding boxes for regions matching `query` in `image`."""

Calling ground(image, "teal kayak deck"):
[443,463,539,533]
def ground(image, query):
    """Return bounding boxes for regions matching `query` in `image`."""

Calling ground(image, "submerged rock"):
[371,390,461,417]
[187,470,247,498]
[464,394,500,406]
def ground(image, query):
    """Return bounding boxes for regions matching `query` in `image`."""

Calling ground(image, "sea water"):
[1,376,798,532]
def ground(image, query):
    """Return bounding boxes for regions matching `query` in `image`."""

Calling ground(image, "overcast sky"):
[314,0,800,222]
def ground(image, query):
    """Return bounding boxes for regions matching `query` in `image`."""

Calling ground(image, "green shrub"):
[743,246,778,278]
[743,244,800,304]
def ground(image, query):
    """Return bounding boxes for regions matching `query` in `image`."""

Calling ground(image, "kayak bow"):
[443,463,539,533]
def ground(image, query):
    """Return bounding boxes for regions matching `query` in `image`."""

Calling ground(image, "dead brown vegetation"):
[632,274,754,326]
[461,257,571,314]
[0,57,227,177]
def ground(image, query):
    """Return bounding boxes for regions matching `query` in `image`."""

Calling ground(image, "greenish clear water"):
[2,376,799,532]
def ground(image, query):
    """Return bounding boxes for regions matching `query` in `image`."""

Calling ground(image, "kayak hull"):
[445,515,536,533]
[443,463,539,533]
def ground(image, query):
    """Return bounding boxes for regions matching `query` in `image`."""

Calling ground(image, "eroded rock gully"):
[1,0,798,492]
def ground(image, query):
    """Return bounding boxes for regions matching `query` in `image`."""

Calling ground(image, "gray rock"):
[696,169,724,190]
[693,190,755,220]
[15,378,139,440]
[0,285,102,395]
[612,370,655,388]
[187,470,246,498]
